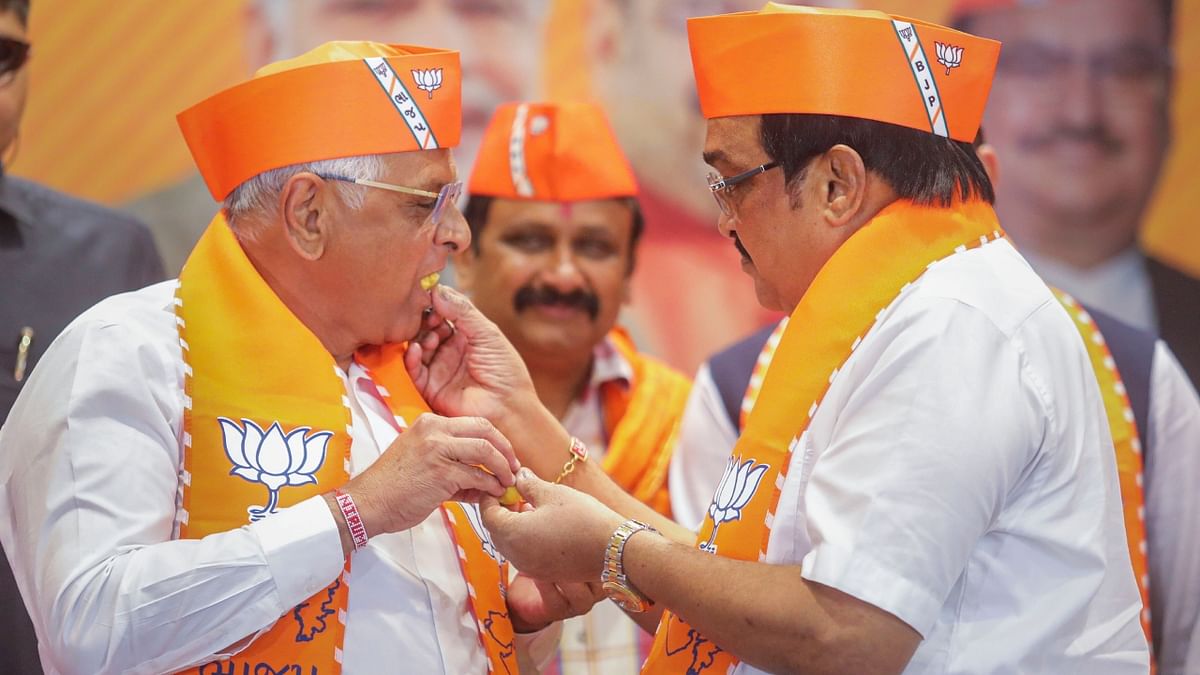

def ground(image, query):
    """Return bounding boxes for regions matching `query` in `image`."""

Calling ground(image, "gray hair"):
[223,154,385,239]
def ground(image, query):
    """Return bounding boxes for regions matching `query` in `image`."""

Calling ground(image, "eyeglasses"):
[0,37,29,87]
[706,161,779,219]
[319,174,463,226]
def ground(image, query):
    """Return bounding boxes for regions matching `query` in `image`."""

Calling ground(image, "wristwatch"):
[602,519,657,612]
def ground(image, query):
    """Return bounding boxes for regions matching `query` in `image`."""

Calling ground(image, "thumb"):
[432,286,483,328]
[514,467,557,508]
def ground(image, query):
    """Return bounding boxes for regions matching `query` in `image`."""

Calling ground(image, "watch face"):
[603,580,648,613]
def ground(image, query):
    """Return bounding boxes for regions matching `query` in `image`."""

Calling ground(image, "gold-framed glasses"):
[319,174,463,226]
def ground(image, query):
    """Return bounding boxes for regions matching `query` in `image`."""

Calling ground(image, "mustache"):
[733,233,752,262]
[514,285,601,320]
[1018,123,1124,155]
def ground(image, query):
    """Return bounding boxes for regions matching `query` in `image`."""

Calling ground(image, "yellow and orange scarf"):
[600,328,692,517]
[175,215,517,675]
[643,199,1004,674]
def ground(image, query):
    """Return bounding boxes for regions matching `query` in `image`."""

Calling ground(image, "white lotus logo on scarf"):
[463,503,504,563]
[935,42,964,75]
[218,418,332,522]
[699,456,769,554]
[411,68,443,98]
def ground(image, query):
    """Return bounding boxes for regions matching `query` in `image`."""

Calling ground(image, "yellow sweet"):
[499,486,522,506]
[419,272,440,291]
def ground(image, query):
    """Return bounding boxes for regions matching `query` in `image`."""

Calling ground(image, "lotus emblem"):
[699,456,769,554]
[218,418,332,522]
[935,42,964,76]
[411,68,444,99]
[463,503,504,563]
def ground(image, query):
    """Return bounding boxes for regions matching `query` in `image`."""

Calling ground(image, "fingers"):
[452,463,507,498]
[480,494,519,535]
[513,467,553,507]
[438,415,520,476]
[554,581,600,615]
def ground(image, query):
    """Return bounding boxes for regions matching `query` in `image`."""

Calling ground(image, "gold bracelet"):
[554,436,589,484]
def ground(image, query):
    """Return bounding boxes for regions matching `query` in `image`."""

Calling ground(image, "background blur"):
[11,0,1199,372]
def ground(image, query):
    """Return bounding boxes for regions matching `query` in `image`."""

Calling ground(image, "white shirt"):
[1025,247,1157,332]
[0,280,555,675]
[669,239,1149,673]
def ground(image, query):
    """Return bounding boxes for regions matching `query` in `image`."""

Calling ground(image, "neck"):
[241,236,361,370]
[525,348,594,420]
[996,194,1141,270]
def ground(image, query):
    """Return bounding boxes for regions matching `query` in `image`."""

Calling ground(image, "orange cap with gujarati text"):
[687,3,1001,142]
[468,101,638,201]
[178,41,461,201]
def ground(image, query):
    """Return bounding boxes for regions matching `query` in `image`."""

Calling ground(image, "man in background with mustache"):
[455,101,692,675]
[952,0,1200,390]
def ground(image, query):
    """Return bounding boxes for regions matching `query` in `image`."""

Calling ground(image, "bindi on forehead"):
[558,202,573,219]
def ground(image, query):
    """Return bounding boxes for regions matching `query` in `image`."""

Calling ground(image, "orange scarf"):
[642,200,1003,674]
[176,215,516,675]
[600,329,692,516]
[1053,290,1153,662]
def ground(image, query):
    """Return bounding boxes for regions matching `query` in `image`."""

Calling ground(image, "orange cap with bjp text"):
[178,41,461,201]
[687,3,1001,142]
[468,101,638,201]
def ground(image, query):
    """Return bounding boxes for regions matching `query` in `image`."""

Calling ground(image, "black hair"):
[759,113,995,206]
[462,194,645,274]
[1,0,28,27]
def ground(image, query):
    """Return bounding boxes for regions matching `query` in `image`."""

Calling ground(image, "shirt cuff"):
[515,620,563,674]
[801,542,941,638]
[250,495,346,612]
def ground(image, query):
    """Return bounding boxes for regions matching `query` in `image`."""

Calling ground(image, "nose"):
[1057,58,1106,130]
[716,210,738,239]
[435,202,470,252]
[541,241,586,292]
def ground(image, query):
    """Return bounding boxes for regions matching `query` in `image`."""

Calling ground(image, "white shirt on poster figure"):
[668,238,1151,674]
[0,280,558,675]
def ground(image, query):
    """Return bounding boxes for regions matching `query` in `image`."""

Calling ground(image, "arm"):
[1145,342,1200,675]
[0,320,345,674]
[481,299,1040,673]
[0,316,520,674]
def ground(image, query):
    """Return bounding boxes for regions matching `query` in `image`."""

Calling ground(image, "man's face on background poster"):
[972,0,1171,239]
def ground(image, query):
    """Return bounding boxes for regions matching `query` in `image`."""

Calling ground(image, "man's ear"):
[976,142,1001,189]
[279,173,329,261]
[821,144,867,228]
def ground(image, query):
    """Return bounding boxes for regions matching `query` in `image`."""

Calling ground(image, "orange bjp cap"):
[178,41,462,201]
[687,3,1002,142]
[468,101,638,201]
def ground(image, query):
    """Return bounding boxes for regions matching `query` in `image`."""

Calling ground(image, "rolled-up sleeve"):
[0,314,344,675]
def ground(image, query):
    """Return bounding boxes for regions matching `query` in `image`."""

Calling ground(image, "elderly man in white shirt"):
[392,6,1151,674]
[0,41,592,675]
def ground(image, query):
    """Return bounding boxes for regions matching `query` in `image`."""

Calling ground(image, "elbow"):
[45,572,133,675]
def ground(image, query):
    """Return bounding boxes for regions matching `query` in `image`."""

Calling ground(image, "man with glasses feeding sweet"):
[0,41,594,674]
[399,5,1151,673]
[0,1,164,672]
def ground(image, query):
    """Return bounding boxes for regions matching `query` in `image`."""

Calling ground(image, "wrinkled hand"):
[482,469,625,583]
[405,287,537,422]
[344,413,519,536]
[507,572,605,633]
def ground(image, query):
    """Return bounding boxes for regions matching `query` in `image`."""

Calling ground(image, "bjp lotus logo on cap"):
[218,417,332,522]
[936,42,964,76]
[412,68,444,99]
